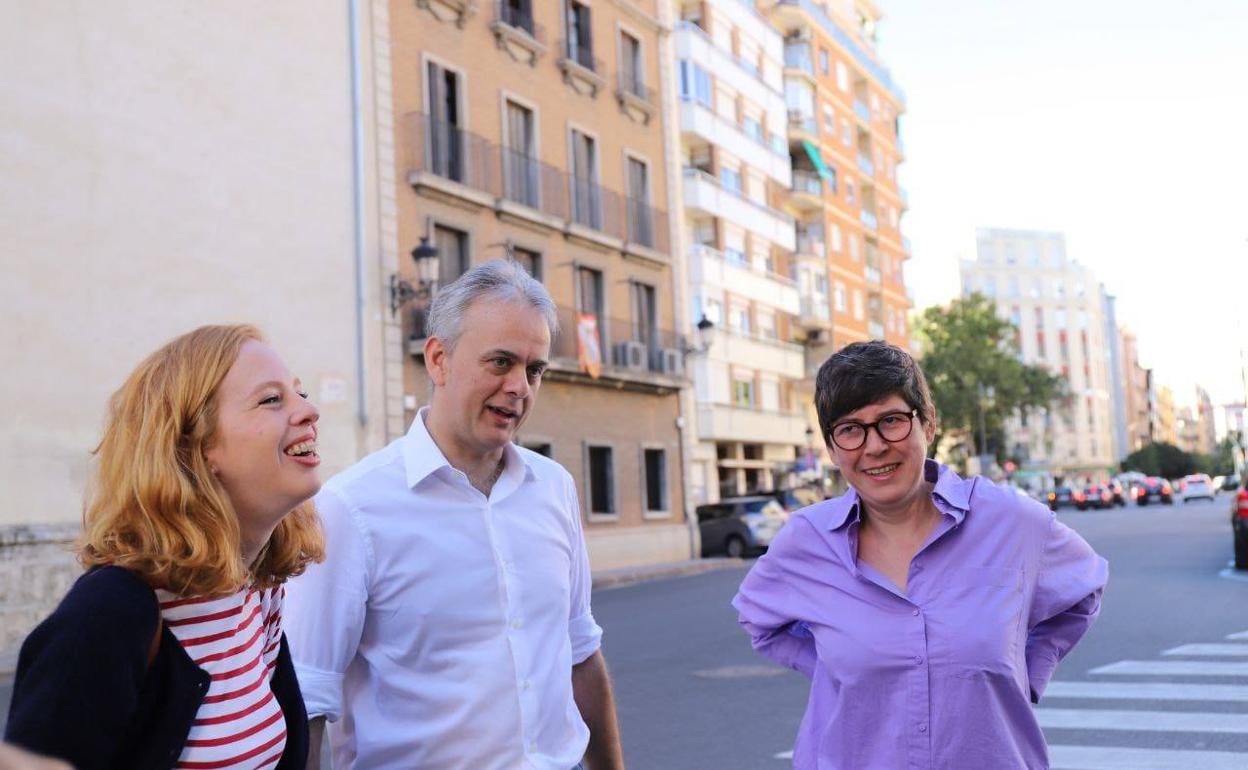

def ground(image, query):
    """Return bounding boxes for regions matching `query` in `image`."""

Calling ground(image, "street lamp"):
[389,237,440,316]
[683,315,715,356]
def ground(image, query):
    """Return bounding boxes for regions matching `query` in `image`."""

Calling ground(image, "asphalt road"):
[3,494,1245,769]
[594,493,1248,770]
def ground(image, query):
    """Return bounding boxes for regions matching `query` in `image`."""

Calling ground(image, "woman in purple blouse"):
[733,340,1108,770]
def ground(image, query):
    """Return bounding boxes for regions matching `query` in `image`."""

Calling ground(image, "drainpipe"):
[348,0,368,426]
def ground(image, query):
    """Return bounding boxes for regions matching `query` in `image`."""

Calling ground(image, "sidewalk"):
[591,557,746,590]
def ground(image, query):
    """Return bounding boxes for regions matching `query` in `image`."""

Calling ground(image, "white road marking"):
[1089,660,1248,676]
[1162,643,1248,656]
[1227,630,1248,640]
[1044,680,1248,701]
[1049,745,1248,770]
[1038,707,1248,734]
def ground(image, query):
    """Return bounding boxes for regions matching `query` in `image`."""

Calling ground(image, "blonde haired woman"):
[4,325,325,770]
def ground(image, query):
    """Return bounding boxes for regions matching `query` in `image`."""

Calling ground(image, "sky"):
[874,0,1248,407]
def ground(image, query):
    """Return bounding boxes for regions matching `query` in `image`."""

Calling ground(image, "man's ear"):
[425,336,450,388]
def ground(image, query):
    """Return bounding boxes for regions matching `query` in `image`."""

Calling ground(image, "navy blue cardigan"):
[4,566,309,770]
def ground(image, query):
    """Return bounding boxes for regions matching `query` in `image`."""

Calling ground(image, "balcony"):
[711,328,805,377]
[774,0,906,103]
[789,170,823,210]
[799,295,832,326]
[547,306,687,391]
[682,168,796,250]
[853,99,872,124]
[783,43,815,77]
[689,243,800,315]
[615,69,655,124]
[787,109,818,139]
[696,402,808,445]
[489,5,547,66]
[678,99,790,184]
[860,209,878,230]
[868,320,885,339]
[865,265,882,285]
[857,152,875,176]
[795,227,826,257]
[404,113,669,258]
[675,22,785,110]
[558,40,605,96]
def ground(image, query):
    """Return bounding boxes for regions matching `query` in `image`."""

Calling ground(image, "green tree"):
[915,293,1068,460]
[1122,442,1197,479]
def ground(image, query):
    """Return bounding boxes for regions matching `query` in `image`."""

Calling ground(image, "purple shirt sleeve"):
[732,518,819,677]
[1025,513,1109,702]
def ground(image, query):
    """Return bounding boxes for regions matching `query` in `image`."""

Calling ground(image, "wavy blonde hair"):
[79,324,324,596]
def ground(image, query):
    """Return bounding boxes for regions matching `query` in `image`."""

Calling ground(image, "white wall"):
[0,1,398,526]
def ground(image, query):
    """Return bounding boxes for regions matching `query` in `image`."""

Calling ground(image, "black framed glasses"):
[828,409,918,451]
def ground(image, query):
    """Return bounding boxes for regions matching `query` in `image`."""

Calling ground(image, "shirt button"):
[919,723,928,733]
[911,609,919,616]
[914,656,923,665]
[512,619,524,629]
[521,679,531,690]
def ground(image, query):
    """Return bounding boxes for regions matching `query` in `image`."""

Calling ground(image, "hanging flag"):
[576,314,602,379]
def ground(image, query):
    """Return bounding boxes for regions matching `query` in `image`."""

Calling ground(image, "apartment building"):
[964,229,1116,482]
[1119,327,1152,453]
[399,0,690,568]
[770,0,912,364]
[674,0,811,501]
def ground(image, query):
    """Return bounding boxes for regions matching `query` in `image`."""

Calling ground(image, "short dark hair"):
[813,340,935,442]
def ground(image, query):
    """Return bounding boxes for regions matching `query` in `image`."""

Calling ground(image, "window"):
[619,31,643,98]
[841,118,852,146]
[501,0,534,35]
[643,448,667,512]
[434,224,468,285]
[425,61,463,181]
[565,1,594,69]
[679,61,712,106]
[743,116,762,142]
[833,282,847,313]
[503,100,538,206]
[835,61,849,91]
[626,156,653,246]
[577,266,604,348]
[846,179,855,205]
[819,48,829,75]
[512,246,541,280]
[733,377,755,407]
[756,309,777,339]
[849,234,859,262]
[630,281,657,352]
[729,302,751,334]
[587,445,614,515]
[720,165,742,194]
[852,289,864,320]
[822,104,835,133]
[570,129,600,228]
[831,224,843,252]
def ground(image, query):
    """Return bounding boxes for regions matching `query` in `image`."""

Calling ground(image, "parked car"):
[1222,475,1241,492]
[1048,487,1078,511]
[697,496,789,558]
[1080,484,1115,510]
[1134,476,1173,506]
[1229,475,1248,569]
[1180,473,1216,503]
[1107,480,1127,507]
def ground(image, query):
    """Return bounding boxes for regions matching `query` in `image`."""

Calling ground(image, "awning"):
[801,140,835,182]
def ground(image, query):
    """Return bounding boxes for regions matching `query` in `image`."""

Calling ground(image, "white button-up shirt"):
[285,409,602,770]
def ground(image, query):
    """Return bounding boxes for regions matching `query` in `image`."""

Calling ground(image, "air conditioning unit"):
[613,341,646,370]
[660,348,684,376]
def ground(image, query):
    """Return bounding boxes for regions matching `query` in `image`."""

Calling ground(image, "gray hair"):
[424,258,559,350]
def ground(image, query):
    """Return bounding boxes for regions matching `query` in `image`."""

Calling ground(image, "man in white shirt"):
[286,260,624,770]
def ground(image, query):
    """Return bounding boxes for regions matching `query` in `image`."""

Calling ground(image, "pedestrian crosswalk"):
[1044,627,1248,770]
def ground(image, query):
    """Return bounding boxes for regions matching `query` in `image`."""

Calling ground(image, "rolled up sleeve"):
[1026,514,1109,702]
[564,474,603,664]
[732,518,818,677]
[284,486,372,722]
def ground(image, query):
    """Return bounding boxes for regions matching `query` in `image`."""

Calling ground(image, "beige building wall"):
[0,1,400,651]
[394,0,692,569]
[1156,385,1178,446]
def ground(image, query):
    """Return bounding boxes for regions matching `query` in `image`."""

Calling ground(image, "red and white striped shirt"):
[157,584,287,770]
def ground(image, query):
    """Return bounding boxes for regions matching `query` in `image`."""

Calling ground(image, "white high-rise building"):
[963,229,1117,483]
[675,0,809,501]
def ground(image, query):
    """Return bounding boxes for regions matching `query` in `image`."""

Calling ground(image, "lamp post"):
[976,382,996,465]
[389,237,440,316]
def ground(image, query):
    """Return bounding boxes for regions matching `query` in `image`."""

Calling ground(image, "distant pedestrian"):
[285,259,624,770]
[733,340,1107,769]
[5,325,325,769]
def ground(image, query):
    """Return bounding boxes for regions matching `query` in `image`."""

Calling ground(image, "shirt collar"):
[817,458,972,531]
[401,407,535,489]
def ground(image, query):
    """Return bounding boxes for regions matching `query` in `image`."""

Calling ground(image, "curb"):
[591,557,747,591]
